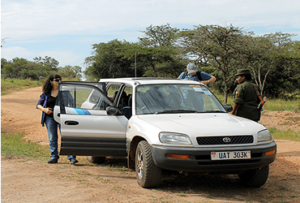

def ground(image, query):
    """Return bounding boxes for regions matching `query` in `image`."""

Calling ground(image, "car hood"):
[138,113,266,136]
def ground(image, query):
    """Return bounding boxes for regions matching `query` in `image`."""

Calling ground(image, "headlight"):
[159,132,192,145]
[257,129,273,143]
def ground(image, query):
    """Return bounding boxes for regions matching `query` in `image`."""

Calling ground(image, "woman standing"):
[36,74,78,164]
[231,69,260,122]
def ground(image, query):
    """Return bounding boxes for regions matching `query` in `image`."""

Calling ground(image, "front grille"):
[196,135,253,145]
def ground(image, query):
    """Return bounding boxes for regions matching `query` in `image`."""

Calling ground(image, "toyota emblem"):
[223,137,231,143]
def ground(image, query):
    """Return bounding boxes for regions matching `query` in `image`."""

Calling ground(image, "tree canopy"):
[83,24,300,100]
[1,56,82,80]
[2,24,299,99]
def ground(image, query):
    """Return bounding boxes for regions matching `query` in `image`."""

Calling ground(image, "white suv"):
[54,78,276,188]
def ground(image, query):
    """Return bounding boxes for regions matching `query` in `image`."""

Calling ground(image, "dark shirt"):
[233,81,260,121]
[46,96,57,117]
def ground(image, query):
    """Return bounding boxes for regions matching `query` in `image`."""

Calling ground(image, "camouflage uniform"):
[233,81,260,122]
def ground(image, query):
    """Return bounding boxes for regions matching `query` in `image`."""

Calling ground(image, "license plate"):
[211,151,251,160]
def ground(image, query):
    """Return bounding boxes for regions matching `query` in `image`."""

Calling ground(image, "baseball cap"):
[186,63,197,73]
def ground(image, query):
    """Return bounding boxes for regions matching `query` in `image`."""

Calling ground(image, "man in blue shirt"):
[178,63,216,85]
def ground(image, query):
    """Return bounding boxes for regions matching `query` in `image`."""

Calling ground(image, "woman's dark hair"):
[42,74,61,94]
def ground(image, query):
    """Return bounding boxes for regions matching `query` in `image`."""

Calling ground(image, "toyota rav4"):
[53,78,276,188]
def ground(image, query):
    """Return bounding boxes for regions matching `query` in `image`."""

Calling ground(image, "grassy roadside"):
[213,90,300,112]
[269,127,300,142]
[1,78,43,95]
[1,77,80,95]
[1,132,49,159]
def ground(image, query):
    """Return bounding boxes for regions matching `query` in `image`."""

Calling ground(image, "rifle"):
[253,85,266,111]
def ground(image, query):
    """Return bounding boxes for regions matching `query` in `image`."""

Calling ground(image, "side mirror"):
[106,106,121,116]
[223,104,233,112]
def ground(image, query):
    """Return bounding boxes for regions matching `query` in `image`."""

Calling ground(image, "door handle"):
[65,121,79,125]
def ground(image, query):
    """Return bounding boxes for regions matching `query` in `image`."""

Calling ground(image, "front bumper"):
[151,142,277,172]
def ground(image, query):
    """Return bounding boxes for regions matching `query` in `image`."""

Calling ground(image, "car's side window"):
[107,84,122,103]
[59,84,111,114]
[118,86,133,108]
[123,86,133,119]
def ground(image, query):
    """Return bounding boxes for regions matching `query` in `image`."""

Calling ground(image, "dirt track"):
[1,87,300,203]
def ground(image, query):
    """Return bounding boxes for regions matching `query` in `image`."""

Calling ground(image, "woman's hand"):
[43,108,53,114]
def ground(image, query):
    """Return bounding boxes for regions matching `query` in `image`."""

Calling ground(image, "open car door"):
[53,82,127,157]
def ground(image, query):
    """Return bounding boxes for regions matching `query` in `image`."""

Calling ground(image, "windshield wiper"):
[155,110,198,114]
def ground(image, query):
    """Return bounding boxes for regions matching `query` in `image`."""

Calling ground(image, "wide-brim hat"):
[235,69,251,76]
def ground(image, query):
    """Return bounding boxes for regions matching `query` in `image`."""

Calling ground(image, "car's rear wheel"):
[238,165,269,187]
[87,156,106,164]
[135,140,162,188]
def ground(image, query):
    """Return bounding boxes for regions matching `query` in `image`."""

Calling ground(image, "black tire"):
[135,141,162,188]
[239,165,269,187]
[87,156,105,164]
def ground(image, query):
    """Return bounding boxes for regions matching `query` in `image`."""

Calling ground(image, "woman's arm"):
[37,104,53,114]
[231,103,240,115]
[36,93,53,114]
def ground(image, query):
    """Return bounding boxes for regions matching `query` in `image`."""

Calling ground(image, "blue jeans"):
[45,115,76,160]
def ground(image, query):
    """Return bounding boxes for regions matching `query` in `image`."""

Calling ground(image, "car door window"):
[59,83,112,114]
[117,86,133,108]
[107,84,122,104]
[119,86,133,119]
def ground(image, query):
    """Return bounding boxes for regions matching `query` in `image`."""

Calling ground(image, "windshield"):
[135,84,226,115]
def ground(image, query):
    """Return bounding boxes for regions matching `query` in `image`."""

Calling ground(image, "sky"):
[1,0,300,72]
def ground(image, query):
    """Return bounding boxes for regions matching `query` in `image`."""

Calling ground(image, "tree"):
[138,24,184,77]
[122,45,177,77]
[2,57,29,78]
[1,57,50,79]
[1,58,8,70]
[84,39,139,80]
[179,24,245,103]
[33,56,59,70]
[58,65,82,80]
[238,35,275,95]
[139,24,180,48]
[262,34,300,98]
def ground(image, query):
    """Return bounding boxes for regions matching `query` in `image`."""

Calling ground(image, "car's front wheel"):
[135,140,162,188]
[87,156,106,164]
[239,165,269,187]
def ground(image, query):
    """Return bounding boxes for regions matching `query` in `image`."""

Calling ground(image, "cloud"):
[38,50,83,67]
[1,46,35,60]
[2,0,300,40]
[1,0,299,68]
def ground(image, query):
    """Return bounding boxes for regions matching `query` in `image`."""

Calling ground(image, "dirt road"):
[1,87,300,203]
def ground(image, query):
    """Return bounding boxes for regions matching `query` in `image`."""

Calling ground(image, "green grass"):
[269,127,300,142]
[1,132,49,159]
[212,90,300,112]
[263,98,300,112]
[1,78,43,95]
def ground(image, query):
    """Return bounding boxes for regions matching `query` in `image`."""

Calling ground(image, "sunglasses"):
[53,78,62,82]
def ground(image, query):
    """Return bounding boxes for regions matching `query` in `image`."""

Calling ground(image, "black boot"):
[47,159,58,164]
